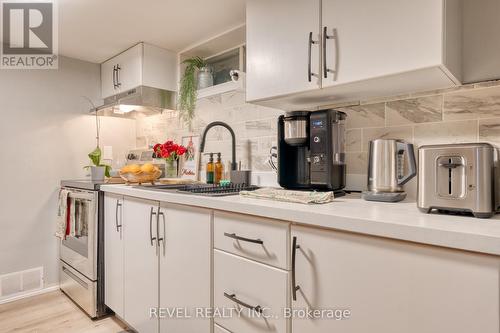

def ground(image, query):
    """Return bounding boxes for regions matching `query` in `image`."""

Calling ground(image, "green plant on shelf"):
[178,56,207,126]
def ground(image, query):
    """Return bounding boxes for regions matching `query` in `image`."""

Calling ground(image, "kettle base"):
[362,191,407,202]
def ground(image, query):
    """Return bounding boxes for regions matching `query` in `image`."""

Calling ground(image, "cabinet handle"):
[112,65,117,88]
[149,207,157,246]
[323,26,335,79]
[115,200,122,232]
[115,64,122,87]
[308,32,319,82]
[224,232,263,245]
[292,236,301,301]
[224,292,263,314]
[158,211,166,255]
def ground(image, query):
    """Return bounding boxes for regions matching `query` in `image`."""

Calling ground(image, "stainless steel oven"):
[59,180,108,318]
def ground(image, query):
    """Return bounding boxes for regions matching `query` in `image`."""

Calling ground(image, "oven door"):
[60,188,98,281]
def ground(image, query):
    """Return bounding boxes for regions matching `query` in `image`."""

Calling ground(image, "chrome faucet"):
[199,121,237,171]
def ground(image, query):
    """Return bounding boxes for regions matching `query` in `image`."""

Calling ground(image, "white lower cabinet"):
[291,225,500,333]
[214,249,290,333]
[159,203,212,333]
[104,193,124,318]
[123,197,160,333]
[105,196,212,333]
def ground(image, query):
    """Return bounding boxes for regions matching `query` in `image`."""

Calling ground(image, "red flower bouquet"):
[154,140,187,162]
[154,140,187,178]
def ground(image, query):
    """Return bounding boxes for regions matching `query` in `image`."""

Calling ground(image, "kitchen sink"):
[135,183,259,197]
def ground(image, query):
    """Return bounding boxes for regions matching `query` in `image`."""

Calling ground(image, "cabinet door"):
[322,0,444,87]
[159,204,212,333]
[291,225,500,333]
[246,0,321,101]
[123,197,159,333]
[104,194,124,318]
[114,44,143,92]
[101,59,119,98]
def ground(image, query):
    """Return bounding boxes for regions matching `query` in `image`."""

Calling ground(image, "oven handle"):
[67,192,94,201]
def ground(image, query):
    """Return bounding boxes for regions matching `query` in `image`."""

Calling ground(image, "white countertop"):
[101,185,500,256]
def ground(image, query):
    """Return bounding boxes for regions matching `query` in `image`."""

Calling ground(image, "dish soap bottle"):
[215,152,224,184]
[206,153,215,184]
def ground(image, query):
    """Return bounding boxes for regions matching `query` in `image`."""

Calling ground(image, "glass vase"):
[165,159,178,178]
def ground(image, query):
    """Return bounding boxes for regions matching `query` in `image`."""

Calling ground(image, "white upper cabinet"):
[246,0,462,109]
[101,43,177,98]
[321,0,460,87]
[246,0,321,101]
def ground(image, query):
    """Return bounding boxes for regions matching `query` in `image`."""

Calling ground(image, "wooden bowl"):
[119,169,161,185]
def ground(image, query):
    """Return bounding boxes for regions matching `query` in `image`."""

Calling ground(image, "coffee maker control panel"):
[309,113,328,176]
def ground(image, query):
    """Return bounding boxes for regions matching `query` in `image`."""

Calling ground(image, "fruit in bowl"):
[140,163,156,173]
[119,163,161,184]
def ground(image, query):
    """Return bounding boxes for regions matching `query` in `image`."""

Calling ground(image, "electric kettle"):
[363,139,417,202]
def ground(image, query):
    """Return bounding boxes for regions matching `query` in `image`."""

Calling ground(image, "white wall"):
[0,56,136,288]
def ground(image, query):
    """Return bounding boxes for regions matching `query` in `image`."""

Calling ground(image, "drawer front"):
[214,250,290,333]
[60,261,97,317]
[214,211,290,270]
[215,324,232,333]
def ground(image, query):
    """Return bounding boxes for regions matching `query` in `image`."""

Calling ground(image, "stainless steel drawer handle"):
[62,266,88,289]
[224,232,263,245]
[224,292,263,314]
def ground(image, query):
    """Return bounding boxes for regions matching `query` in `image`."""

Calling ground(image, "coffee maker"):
[277,109,346,192]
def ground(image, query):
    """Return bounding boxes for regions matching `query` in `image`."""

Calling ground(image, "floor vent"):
[0,267,44,298]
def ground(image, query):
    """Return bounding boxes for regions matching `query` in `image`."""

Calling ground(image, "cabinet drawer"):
[214,250,290,333]
[214,211,290,269]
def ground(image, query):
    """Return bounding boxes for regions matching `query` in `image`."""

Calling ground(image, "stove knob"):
[313,156,320,163]
[313,136,320,143]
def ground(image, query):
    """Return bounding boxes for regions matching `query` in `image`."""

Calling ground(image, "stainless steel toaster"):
[417,143,500,218]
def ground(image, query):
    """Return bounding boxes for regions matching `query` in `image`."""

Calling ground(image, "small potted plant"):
[178,56,210,126]
[83,102,110,181]
[153,140,187,178]
[85,147,111,181]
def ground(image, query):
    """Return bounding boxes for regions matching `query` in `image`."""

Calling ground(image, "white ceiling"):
[58,0,246,63]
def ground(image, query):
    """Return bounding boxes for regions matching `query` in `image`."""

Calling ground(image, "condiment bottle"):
[215,152,224,184]
[206,153,215,184]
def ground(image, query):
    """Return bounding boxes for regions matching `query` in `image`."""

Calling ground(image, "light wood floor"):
[0,291,127,333]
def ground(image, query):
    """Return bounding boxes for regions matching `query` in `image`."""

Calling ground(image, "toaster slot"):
[436,156,466,199]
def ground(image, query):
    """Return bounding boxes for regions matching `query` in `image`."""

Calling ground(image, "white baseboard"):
[0,284,60,305]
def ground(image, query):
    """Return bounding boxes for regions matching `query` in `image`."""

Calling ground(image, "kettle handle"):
[397,142,417,186]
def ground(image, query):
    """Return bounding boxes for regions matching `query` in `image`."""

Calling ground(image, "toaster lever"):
[438,162,463,169]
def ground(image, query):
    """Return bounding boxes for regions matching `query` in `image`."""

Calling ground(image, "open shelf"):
[197,78,245,99]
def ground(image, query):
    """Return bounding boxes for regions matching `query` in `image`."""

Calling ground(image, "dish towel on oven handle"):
[55,189,70,239]
[239,187,334,204]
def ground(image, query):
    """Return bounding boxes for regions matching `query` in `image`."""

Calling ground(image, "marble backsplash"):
[335,79,500,197]
[135,91,284,173]
[136,79,500,197]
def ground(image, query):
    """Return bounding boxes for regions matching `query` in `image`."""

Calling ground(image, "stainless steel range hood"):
[91,86,176,118]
